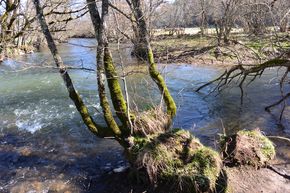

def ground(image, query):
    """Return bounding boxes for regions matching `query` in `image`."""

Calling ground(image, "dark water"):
[1,39,290,192]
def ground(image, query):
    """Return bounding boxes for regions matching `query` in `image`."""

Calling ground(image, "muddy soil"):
[1,131,290,193]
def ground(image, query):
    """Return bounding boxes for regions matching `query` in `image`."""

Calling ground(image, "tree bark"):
[131,0,177,117]
[127,0,148,60]
[33,0,116,138]
[280,17,288,33]
[87,0,131,137]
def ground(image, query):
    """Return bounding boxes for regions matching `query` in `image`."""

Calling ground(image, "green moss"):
[96,67,122,138]
[276,41,290,49]
[131,136,152,154]
[194,147,221,187]
[104,48,131,134]
[246,41,264,50]
[134,129,222,192]
[147,48,177,117]
[238,130,275,161]
[72,91,119,138]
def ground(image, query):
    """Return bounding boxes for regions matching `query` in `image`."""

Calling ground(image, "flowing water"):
[1,39,290,192]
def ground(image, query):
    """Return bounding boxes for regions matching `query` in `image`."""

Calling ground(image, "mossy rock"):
[221,129,275,167]
[133,129,222,193]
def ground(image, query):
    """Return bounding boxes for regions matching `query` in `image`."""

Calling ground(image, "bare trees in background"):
[0,0,87,61]
[212,0,242,44]
[241,0,270,35]
[271,0,290,32]
[108,0,167,59]
[1,0,289,62]
[151,0,289,39]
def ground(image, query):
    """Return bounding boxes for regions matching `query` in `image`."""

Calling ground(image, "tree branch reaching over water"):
[196,57,290,108]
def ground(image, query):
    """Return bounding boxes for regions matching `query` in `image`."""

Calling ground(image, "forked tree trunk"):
[34,0,176,148]
[33,0,118,139]
[33,1,225,192]
[87,0,131,139]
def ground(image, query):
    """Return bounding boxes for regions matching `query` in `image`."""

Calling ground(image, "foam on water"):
[15,119,44,133]
[12,99,69,133]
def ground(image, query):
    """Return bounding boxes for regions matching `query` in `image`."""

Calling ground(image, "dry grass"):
[132,107,171,136]
[134,129,222,193]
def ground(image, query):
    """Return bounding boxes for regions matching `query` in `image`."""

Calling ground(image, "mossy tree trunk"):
[131,0,177,118]
[35,0,176,146]
[33,0,119,139]
[87,0,131,139]
[34,1,225,191]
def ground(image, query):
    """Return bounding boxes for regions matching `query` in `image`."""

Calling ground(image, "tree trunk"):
[33,0,117,139]
[280,17,288,33]
[87,0,131,138]
[131,0,177,118]
[127,0,148,60]
[200,0,207,36]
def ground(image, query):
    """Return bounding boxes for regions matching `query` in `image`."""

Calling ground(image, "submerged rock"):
[133,129,222,193]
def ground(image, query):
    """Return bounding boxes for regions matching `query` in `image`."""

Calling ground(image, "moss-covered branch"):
[104,47,131,134]
[34,0,116,138]
[130,0,177,117]
[87,0,131,136]
[148,48,177,117]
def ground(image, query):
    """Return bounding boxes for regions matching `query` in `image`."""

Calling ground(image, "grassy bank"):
[151,32,290,66]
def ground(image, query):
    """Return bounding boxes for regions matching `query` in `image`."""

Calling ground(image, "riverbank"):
[1,129,290,193]
[152,33,290,66]
[2,32,289,68]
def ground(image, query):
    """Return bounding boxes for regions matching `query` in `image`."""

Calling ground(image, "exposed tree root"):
[267,165,290,180]
[267,135,290,144]
[221,129,275,167]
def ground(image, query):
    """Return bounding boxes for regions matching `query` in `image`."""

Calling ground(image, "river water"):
[1,39,290,192]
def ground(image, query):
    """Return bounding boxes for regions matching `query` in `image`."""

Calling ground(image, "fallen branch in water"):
[196,58,290,93]
[195,58,290,103]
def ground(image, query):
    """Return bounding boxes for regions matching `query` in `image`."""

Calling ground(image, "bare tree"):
[212,0,242,45]
[0,0,88,62]
[108,0,166,59]
[271,0,290,32]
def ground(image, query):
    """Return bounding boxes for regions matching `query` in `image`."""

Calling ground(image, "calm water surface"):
[1,39,290,192]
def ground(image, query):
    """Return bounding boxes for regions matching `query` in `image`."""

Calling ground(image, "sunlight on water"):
[1,39,290,138]
[1,38,290,193]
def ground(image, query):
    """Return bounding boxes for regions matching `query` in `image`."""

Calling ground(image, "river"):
[0,39,290,192]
